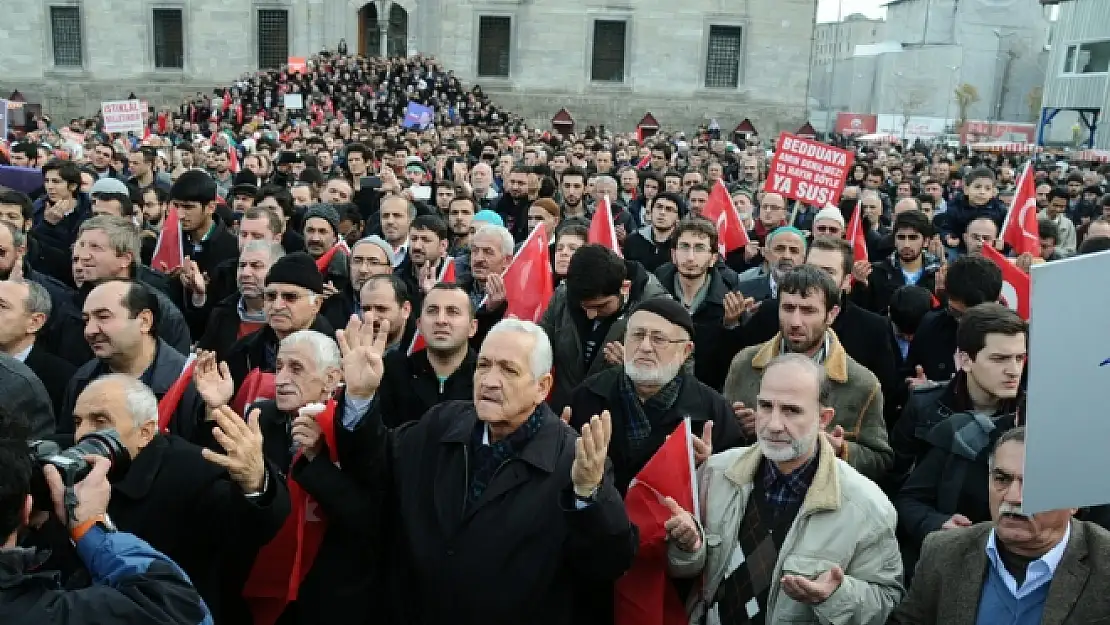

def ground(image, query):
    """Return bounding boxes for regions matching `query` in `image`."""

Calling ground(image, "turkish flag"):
[982,245,1030,320]
[1000,163,1041,257]
[589,195,623,256]
[151,203,185,273]
[230,368,277,417]
[495,224,554,323]
[614,419,699,625]
[407,257,458,355]
[846,201,869,263]
[244,399,339,625]
[156,354,197,434]
[703,180,751,254]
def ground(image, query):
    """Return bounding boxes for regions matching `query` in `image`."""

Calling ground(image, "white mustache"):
[998,502,1029,518]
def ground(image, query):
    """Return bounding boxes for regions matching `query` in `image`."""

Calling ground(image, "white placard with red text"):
[763,133,854,207]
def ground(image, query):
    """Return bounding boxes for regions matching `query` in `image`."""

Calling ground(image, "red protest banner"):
[763,133,855,207]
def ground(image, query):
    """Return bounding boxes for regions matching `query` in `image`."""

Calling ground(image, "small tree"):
[896,87,930,140]
[954,83,980,129]
[1026,86,1043,123]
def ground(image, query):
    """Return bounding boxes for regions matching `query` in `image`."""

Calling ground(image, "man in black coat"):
[69,374,290,624]
[376,283,477,427]
[173,170,239,276]
[344,315,637,625]
[893,303,1026,573]
[249,328,384,625]
[566,297,744,491]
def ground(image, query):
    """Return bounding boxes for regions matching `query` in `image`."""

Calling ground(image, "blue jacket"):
[31,192,92,254]
[0,526,212,624]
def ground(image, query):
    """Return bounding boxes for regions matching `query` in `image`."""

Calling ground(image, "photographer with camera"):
[60,373,290,624]
[0,412,212,624]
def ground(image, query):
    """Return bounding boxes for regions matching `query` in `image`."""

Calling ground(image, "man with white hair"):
[566,297,743,490]
[196,240,285,360]
[470,162,500,209]
[666,353,903,624]
[241,328,385,624]
[0,278,75,414]
[72,373,289,624]
[339,316,636,625]
[463,223,514,347]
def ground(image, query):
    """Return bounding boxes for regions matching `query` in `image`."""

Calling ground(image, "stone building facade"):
[0,0,817,134]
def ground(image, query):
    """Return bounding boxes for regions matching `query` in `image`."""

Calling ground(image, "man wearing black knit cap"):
[302,202,350,296]
[566,296,743,492]
[222,251,337,388]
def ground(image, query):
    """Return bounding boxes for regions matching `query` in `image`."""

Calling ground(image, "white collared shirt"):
[12,344,33,363]
[985,522,1070,600]
[392,240,410,268]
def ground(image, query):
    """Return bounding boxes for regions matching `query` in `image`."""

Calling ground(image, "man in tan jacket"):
[723,265,893,481]
[665,353,903,624]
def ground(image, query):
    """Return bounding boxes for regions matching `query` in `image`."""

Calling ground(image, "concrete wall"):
[0,0,818,133]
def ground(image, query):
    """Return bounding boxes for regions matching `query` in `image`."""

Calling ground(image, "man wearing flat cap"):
[566,296,743,492]
[302,202,350,296]
[223,251,337,388]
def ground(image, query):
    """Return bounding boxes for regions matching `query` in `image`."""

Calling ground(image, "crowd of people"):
[2,49,1110,625]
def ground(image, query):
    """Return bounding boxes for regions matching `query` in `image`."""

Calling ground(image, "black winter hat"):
[303,203,340,234]
[631,296,695,339]
[265,251,323,294]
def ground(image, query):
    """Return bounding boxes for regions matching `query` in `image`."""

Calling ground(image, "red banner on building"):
[835,112,877,136]
[960,121,1036,144]
[763,133,855,207]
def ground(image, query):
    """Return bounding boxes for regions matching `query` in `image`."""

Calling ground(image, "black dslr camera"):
[27,430,131,519]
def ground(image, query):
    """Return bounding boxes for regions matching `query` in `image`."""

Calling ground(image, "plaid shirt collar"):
[761,445,821,508]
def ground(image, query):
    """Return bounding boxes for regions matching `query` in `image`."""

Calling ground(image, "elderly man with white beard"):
[566,296,743,492]
[665,354,903,625]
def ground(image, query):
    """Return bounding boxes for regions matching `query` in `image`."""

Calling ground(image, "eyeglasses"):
[351,257,391,268]
[814,225,841,235]
[627,329,687,350]
[264,290,312,304]
[675,242,712,255]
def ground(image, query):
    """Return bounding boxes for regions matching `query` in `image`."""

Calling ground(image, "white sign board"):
[101,99,145,134]
[875,115,946,144]
[1023,250,1110,514]
[283,94,304,110]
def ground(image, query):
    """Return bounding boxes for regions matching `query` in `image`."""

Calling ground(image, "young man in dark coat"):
[343,315,637,625]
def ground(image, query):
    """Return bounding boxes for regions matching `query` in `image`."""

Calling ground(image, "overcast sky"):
[817,0,887,22]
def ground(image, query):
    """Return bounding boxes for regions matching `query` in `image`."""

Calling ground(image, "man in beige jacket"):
[723,265,893,481]
[665,354,903,625]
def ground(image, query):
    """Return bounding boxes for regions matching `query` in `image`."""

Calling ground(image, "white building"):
[821,0,1052,132]
[810,13,884,110]
[0,0,819,133]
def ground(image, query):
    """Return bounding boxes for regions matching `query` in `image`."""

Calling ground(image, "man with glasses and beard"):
[889,427,1110,624]
[666,354,903,625]
[736,226,807,302]
[566,297,742,490]
[854,211,941,315]
[724,265,892,481]
[374,283,477,427]
[654,218,750,390]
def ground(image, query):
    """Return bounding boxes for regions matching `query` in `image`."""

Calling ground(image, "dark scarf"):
[620,372,684,455]
[467,407,545,508]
